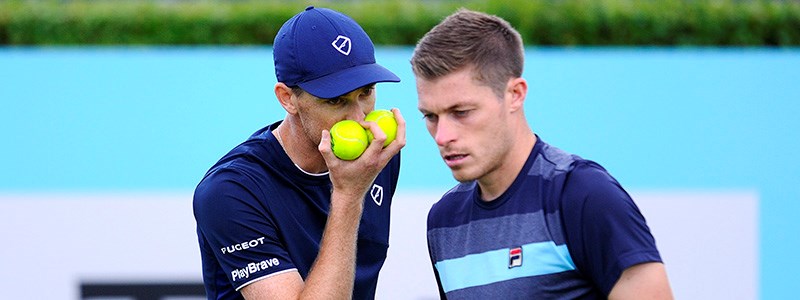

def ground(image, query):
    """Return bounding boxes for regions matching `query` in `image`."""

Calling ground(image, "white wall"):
[0,190,757,299]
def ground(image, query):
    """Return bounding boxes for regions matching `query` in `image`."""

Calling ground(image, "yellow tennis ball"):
[364,109,397,148]
[330,120,369,160]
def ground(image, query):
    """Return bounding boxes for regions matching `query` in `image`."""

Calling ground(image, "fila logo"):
[509,246,522,268]
[331,35,352,55]
[370,184,384,206]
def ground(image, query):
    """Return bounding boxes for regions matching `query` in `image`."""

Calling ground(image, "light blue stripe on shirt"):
[435,241,576,293]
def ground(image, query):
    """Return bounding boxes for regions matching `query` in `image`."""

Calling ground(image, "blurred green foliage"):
[0,0,798,46]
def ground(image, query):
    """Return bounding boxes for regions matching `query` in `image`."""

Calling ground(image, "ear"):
[506,77,528,113]
[275,82,299,115]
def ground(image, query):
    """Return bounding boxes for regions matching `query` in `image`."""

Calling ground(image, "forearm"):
[285,119,403,299]
[299,189,364,300]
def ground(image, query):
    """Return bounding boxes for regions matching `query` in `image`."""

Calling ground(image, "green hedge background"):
[1,0,799,46]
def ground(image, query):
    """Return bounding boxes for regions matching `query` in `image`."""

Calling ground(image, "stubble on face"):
[294,86,378,150]
[294,94,329,149]
[451,103,511,184]
[417,68,512,184]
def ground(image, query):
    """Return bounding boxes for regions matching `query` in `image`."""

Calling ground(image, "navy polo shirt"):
[194,121,400,299]
[427,136,660,298]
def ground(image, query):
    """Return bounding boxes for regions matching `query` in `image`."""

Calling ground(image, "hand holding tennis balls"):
[330,120,369,160]
[364,109,398,148]
[329,109,399,160]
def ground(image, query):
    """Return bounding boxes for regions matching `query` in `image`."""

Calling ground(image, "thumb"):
[318,129,337,162]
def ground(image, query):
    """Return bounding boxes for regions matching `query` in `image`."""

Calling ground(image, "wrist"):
[330,188,365,210]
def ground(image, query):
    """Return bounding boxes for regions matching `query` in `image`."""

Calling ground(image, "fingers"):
[318,129,338,163]
[324,108,406,165]
[388,108,407,151]
[361,120,387,153]
[360,108,407,161]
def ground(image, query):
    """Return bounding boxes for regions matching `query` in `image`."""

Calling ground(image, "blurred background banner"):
[1,0,799,46]
[1,1,798,299]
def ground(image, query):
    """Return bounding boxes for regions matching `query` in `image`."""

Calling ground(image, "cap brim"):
[298,64,400,99]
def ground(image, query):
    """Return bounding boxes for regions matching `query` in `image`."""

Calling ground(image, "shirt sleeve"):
[560,162,662,295]
[194,167,297,291]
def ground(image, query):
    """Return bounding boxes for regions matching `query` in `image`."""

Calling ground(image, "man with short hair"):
[411,9,673,299]
[194,6,405,300]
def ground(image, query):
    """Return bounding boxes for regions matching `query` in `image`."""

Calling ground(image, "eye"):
[323,97,345,106]
[358,86,376,100]
[362,86,375,97]
[422,113,438,122]
[453,110,470,118]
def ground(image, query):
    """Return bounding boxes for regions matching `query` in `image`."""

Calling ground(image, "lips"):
[443,153,468,168]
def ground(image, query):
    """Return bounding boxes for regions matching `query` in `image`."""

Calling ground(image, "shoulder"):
[196,160,261,198]
[561,161,636,213]
[560,162,662,294]
[566,161,619,191]
[193,149,282,227]
[538,142,577,170]
[528,142,578,180]
[195,132,284,205]
[559,161,646,234]
[194,165,260,219]
[427,181,476,229]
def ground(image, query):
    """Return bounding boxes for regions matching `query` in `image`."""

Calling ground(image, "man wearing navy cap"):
[193,6,405,300]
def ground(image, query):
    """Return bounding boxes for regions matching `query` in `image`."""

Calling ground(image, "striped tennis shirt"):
[427,136,661,299]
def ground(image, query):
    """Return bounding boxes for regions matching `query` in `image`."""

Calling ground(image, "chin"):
[451,170,479,183]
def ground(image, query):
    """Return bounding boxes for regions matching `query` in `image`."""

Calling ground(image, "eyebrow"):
[419,101,474,115]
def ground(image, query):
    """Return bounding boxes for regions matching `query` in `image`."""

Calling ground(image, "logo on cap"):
[331,35,352,55]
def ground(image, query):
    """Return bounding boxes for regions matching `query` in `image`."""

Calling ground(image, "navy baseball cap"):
[273,6,400,99]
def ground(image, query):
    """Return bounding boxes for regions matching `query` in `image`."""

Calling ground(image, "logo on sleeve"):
[509,246,523,268]
[231,258,281,282]
[370,184,383,206]
[221,237,266,255]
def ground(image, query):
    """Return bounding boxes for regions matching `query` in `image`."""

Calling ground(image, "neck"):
[477,129,536,201]
[275,118,328,174]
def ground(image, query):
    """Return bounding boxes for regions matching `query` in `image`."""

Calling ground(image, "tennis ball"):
[330,120,369,160]
[364,109,397,148]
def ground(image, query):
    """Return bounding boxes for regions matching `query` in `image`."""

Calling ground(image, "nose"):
[433,118,456,147]
[346,107,367,121]
[345,101,370,121]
